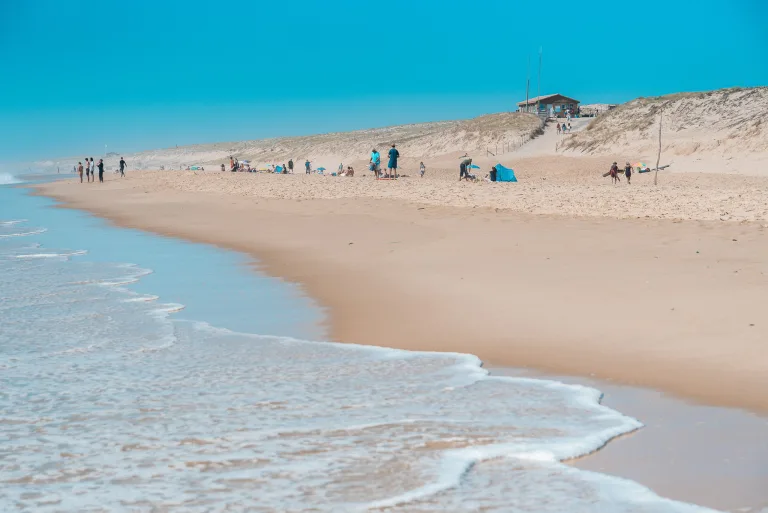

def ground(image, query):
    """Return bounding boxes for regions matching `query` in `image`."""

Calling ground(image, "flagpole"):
[537,47,542,114]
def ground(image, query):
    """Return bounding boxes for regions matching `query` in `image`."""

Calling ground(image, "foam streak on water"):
[0,219,719,512]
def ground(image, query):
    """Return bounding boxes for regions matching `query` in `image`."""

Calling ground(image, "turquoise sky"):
[0,0,766,162]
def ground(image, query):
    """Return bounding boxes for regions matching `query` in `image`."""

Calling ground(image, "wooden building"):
[517,94,580,118]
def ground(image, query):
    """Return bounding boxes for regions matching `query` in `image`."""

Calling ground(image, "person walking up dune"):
[609,162,620,185]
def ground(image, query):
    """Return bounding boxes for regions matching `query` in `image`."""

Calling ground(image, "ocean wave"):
[0,222,719,513]
[0,173,22,185]
[0,228,48,238]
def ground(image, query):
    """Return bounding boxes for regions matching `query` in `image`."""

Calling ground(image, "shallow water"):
[0,178,718,512]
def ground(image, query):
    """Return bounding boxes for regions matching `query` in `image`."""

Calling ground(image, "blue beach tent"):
[495,164,517,182]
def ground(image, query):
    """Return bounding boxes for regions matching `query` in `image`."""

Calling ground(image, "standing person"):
[229,156,235,171]
[459,156,472,181]
[85,157,91,182]
[77,161,84,183]
[119,157,126,177]
[338,162,343,175]
[419,161,426,177]
[624,161,633,185]
[609,162,620,185]
[288,159,294,173]
[97,159,105,183]
[556,123,561,135]
[370,148,381,178]
[90,158,95,183]
[387,144,399,178]
[305,159,311,174]
[221,163,225,172]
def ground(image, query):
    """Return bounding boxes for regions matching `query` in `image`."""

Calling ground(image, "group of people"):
[75,157,126,183]
[369,144,400,179]
[556,122,572,134]
[608,161,633,184]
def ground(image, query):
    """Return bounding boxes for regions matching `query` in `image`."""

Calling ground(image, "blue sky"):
[0,0,766,163]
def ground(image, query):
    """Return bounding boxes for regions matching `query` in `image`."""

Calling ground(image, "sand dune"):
[561,87,768,175]
[125,112,543,172]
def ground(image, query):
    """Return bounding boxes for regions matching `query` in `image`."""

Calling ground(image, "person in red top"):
[609,162,621,185]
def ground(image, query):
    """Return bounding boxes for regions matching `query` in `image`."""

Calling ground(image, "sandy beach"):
[34,165,768,414]
[26,88,768,510]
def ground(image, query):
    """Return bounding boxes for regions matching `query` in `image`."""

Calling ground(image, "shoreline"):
[31,176,768,414]
[23,177,768,511]
[494,367,768,512]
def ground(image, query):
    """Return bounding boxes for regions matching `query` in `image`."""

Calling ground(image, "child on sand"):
[419,162,425,177]
[624,162,632,184]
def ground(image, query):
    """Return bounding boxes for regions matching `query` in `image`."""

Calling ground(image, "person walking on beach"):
[609,162,620,185]
[97,159,105,183]
[77,161,84,183]
[459,156,472,181]
[419,161,426,177]
[119,157,126,177]
[84,157,91,182]
[288,159,294,173]
[624,161,633,185]
[556,123,561,135]
[387,144,399,178]
[370,148,381,178]
[305,159,311,174]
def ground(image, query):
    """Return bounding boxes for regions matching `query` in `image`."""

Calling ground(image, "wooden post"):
[654,105,663,186]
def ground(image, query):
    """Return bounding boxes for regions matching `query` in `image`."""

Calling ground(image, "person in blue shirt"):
[387,144,400,178]
[305,159,311,174]
[370,148,381,178]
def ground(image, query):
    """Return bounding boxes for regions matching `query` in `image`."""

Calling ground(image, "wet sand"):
[494,368,768,512]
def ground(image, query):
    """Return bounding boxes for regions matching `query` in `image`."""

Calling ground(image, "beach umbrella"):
[317,167,326,171]
[470,164,481,169]
[634,162,647,169]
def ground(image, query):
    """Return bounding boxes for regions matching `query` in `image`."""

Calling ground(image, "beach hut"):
[494,164,517,182]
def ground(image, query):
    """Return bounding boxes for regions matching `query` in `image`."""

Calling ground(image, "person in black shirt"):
[119,157,126,177]
[97,159,105,183]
